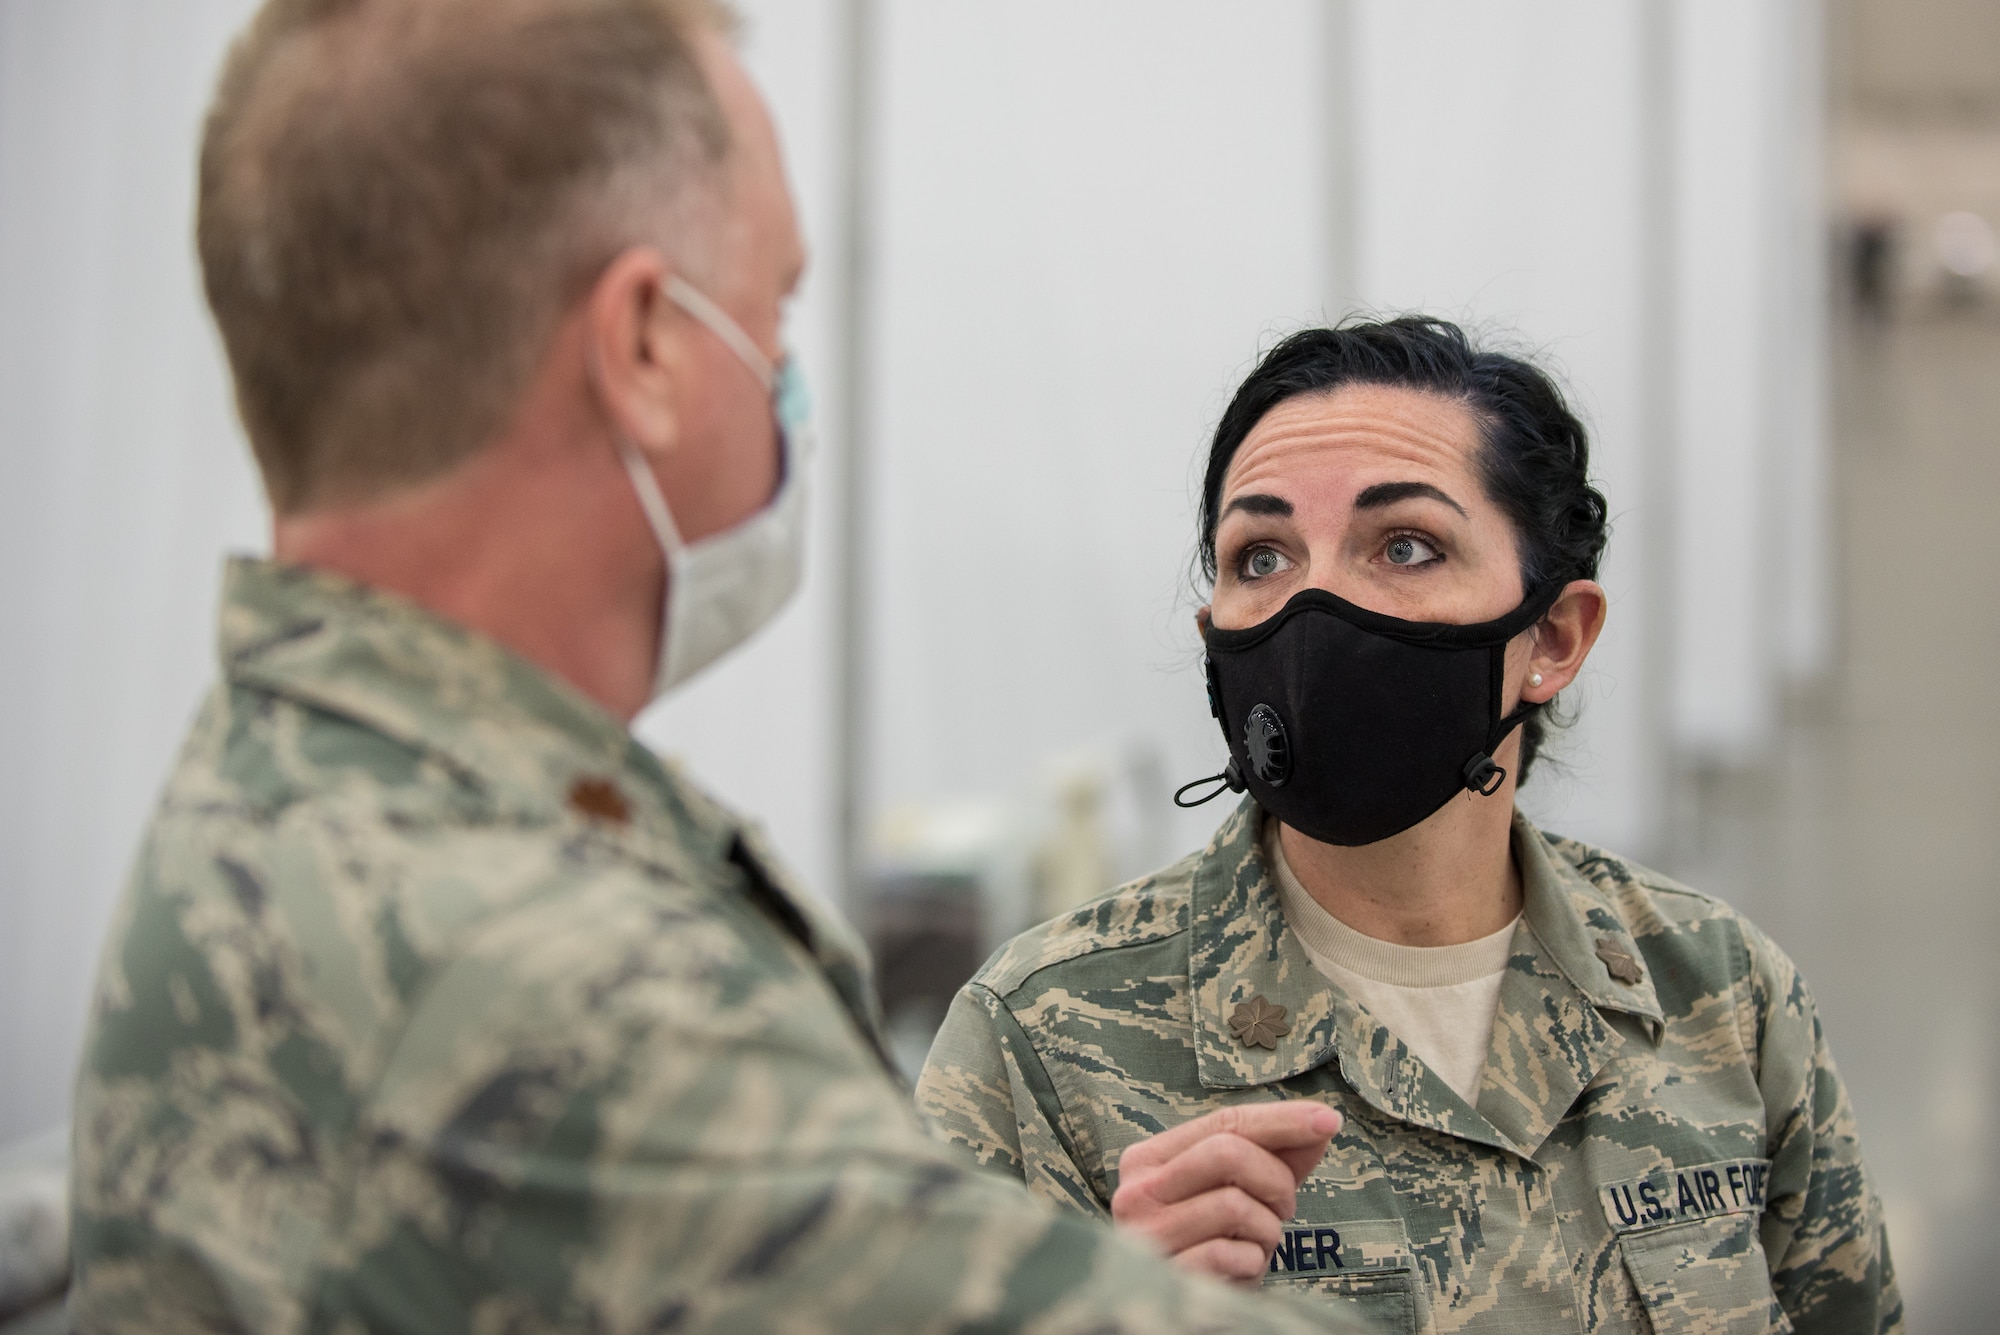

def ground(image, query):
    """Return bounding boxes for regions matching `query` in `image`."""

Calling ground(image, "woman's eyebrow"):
[1222,492,1292,519]
[1353,480,1468,517]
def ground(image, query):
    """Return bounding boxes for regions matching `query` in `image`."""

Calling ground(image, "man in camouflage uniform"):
[67,0,1368,1330]
[919,800,1904,1333]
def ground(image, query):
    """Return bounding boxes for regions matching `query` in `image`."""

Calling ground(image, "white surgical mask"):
[615,274,812,700]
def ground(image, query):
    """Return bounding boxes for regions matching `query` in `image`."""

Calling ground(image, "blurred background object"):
[1,0,1995,1328]
[865,798,1006,1077]
[0,1129,66,1333]
[1830,0,2000,321]
[0,1127,66,1327]
[864,747,1171,1079]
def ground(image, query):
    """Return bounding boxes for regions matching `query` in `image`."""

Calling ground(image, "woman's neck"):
[1276,783,1523,947]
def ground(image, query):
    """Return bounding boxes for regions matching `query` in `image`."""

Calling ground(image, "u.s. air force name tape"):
[1601,1158,1772,1233]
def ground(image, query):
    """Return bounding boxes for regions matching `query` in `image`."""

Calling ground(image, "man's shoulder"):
[147,681,557,938]
[974,852,1197,1001]
[75,806,918,1335]
[89,760,691,1101]
[92,675,790,1119]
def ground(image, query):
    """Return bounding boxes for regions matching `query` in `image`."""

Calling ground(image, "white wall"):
[1672,0,1831,756]
[862,0,1327,866]
[0,0,266,1145]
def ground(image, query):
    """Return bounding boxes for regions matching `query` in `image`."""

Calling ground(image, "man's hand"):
[1109,1101,1342,1285]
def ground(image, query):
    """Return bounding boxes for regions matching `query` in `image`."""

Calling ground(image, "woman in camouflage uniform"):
[917,318,1900,1333]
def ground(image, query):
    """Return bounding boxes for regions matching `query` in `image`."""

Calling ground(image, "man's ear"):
[1522,579,1607,703]
[585,247,689,459]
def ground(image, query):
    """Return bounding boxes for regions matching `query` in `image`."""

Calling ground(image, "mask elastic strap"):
[615,441,688,559]
[658,274,801,493]
[1174,760,1245,809]
[663,275,776,392]
[1459,582,1565,797]
[1175,655,1247,807]
[1459,700,1543,797]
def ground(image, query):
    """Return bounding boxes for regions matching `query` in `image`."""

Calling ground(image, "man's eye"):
[1385,535,1441,567]
[1242,547,1291,580]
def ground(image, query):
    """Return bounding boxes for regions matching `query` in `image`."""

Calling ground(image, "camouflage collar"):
[1511,814,1665,1033]
[215,557,894,1082]
[216,557,737,876]
[1187,798,1665,1159]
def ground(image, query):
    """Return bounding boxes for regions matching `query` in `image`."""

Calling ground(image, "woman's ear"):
[1522,579,1607,703]
[1195,604,1213,635]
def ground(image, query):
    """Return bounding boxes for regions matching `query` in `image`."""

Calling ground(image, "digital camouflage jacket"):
[68,559,1367,1335]
[917,799,1902,1334]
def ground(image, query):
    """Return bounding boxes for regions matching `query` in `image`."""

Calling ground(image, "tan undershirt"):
[1265,821,1517,1106]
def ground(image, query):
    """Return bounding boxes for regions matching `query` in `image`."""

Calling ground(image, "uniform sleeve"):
[916,984,1032,1176]
[311,875,1363,1335]
[917,982,1115,1219]
[1746,923,1904,1334]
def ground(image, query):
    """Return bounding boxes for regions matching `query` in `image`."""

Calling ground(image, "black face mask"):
[1176,582,1562,847]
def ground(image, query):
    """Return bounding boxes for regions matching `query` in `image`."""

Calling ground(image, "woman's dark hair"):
[1198,316,1609,779]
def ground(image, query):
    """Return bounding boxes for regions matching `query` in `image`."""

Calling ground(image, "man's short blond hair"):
[199,0,736,514]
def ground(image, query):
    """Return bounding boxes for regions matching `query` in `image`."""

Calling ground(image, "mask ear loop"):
[1460,704,1541,796]
[1459,642,1524,796]
[1175,654,1249,807]
[615,440,688,558]
[662,275,776,391]
[1459,582,1564,796]
[1174,760,1244,809]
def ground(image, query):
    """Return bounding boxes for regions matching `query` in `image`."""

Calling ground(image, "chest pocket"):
[1261,1204,1426,1334]
[1606,1159,1790,1335]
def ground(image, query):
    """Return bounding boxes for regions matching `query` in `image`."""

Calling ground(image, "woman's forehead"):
[1221,384,1484,502]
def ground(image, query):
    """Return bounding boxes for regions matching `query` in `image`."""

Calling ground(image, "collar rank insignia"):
[1595,937,1644,985]
[568,776,632,826]
[1229,995,1291,1050]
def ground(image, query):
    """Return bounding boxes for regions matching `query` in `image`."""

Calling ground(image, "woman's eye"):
[1241,547,1291,580]
[1384,535,1441,567]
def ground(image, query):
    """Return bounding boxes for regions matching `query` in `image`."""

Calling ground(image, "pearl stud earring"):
[1529,672,1544,688]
